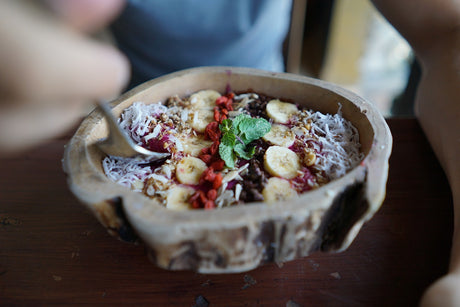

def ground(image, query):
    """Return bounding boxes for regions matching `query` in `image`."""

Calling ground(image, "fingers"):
[0,100,89,154]
[0,1,130,106]
[15,28,130,103]
[420,274,460,307]
[0,1,130,154]
[44,0,126,32]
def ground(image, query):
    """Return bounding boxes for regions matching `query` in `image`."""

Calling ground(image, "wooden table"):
[0,118,453,306]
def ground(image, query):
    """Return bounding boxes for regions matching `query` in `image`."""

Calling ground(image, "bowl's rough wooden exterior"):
[63,67,392,273]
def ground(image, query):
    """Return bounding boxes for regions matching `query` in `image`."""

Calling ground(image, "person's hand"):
[372,0,459,305]
[416,29,460,307]
[0,0,129,154]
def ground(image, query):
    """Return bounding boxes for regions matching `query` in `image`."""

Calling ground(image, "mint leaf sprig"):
[218,114,271,168]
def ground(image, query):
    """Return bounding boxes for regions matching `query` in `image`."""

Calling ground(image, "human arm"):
[0,0,129,154]
[370,0,460,305]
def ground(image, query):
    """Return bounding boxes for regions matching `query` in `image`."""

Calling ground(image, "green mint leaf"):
[219,142,235,168]
[238,117,271,144]
[218,114,271,168]
[219,119,233,134]
[231,114,251,135]
[221,131,236,147]
[219,132,236,168]
[234,143,255,160]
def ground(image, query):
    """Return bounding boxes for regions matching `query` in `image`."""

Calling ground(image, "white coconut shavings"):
[144,124,162,141]
[174,137,184,152]
[118,102,167,144]
[216,164,249,207]
[233,93,258,112]
[306,106,363,180]
[103,101,189,193]
[234,184,243,201]
[161,164,173,179]
[180,108,190,123]
[147,173,169,183]
[102,156,154,191]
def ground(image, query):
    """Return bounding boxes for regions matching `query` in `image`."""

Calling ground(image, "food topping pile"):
[102,90,363,210]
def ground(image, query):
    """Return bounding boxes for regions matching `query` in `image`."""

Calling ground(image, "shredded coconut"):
[118,102,167,144]
[102,156,153,191]
[305,105,363,180]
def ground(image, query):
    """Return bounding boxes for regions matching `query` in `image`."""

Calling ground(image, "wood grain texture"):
[0,119,452,306]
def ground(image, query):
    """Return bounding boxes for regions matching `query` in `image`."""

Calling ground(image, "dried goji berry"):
[198,190,207,203]
[216,96,228,108]
[199,154,212,164]
[225,99,233,111]
[190,191,202,208]
[192,199,200,209]
[213,173,223,189]
[202,167,216,182]
[205,121,220,141]
[210,159,225,171]
[207,189,217,201]
[210,141,219,155]
[200,147,210,155]
[204,200,215,210]
[213,107,220,122]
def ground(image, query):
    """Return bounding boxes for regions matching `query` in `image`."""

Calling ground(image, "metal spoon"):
[96,101,170,160]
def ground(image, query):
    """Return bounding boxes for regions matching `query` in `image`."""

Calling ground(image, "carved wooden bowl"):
[63,67,392,273]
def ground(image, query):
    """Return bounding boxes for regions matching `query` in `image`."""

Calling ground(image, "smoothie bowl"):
[63,66,392,273]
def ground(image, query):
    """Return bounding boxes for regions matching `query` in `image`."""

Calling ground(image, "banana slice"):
[264,145,300,179]
[189,90,221,110]
[178,134,212,156]
[166,185,195,210]
[262,177,298,203]
[189,90,222,132]
[262,124,295,147]
[266,99,298,124]
[176,156,207,185]
[191,109,214,133]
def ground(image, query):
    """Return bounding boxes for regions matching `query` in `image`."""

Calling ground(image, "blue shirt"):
[110,0,292,88]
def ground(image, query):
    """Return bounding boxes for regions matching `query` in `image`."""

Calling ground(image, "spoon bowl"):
[96,100,170,160]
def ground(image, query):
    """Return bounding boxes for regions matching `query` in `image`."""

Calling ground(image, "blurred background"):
[94,0,418,119]
[285,0,418,118]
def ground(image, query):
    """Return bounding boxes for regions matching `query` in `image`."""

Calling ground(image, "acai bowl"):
[63,66,392,273]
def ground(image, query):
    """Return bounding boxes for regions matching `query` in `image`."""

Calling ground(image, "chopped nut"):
[303,149,316,166]
[160,113,168,121]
